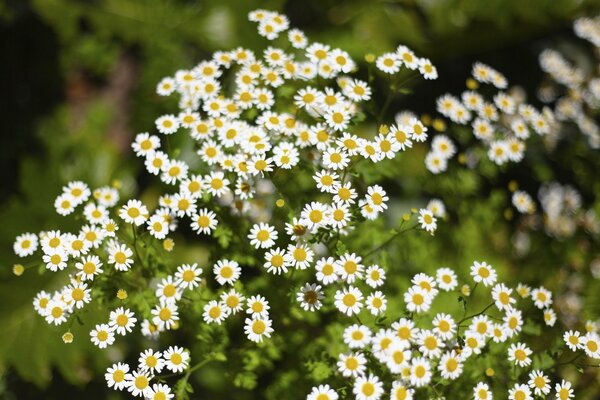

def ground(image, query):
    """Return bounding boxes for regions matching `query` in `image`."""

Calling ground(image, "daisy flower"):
[297,283,324,312]
[492,283,515,311]
[213,259,241,285]
[76,255,104,281]
[376,52,401,74]
[337,352,367,378]
[307,385,338,400]
[244,316,274,343]
[220,289,245,314]
[508,342,532,367]
[432,313,456,340]
[365,265,386,288]
[248,222,278,249]
[105,362,132,391]
[343,324,372,349]
[138,349,165,374]
[563,330,583,351]
[156,114,179,135]
[418,208,437,233]
[246,295,270,318]
[203,300,230,324]
[108,243,134,271]
[109,307,137,335]
[285,243,314,270]
[353,373,384,400]
[119,200,149,226]
[13,232,38,257]
[531,286,553,309]
[435,267,458,291]
[470,261,497,286]
[90,323,115,349]
[151,300,179,331]
[334,286,363,316]
[174,263,203,289]
[43,248,68,272]
[163,346,190,373]
[45,299,69,325]
[366,291,387,315]
[146,383,174,400]
[263,247,289,275]
[409,357,432,387]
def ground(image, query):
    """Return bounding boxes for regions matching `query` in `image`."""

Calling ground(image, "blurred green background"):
[2,0,600,398]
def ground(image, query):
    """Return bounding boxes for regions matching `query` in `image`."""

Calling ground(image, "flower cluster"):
[538,16,600,149]
[308,261,591,400]
[426,61,555,174]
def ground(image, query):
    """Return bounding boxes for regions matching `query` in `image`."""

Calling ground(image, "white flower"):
[244,316,274,343]
[470,261,497,286]
[163,346,190,373]
[105,362,132,391]
[248,222,278,249]
[334,286,363,316]
[90,323,115,349]
[109,307,137,335]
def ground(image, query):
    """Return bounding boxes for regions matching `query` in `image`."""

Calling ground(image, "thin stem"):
[457,301,495,325]
[131,224,146,269]
[363,222,418,260]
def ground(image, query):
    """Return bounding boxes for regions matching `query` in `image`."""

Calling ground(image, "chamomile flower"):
[563,330,583,351]
[297,283,324,311]
[146,383,174,400]
[509,384,532,400]
[470,261,497,286]
[418,209,437,233]
[203,300,230,324]
[13,232,38,257]
[508,342,532,367]
[417,330,445,359]
[354,374,384,400]
[404,286,432,313]
[105,362,131,391]
[555,380,574,400]
[156,114,180,135]
[307,385,338,400]
[220,289,245,314]
[126,370,153,398]
[156,276,182,303]
[436,267,458,291]
[54,193,76,216]
[108,243,134,271]
[390,382,414,400]
[366,291,387,315]
[531,287,553,309]
[248,222,278,249]
[43,248,68,272]
[213,259,241,285]
[244,316,274,343]
[365,265,386,288]
[315,258,340,285]
[409,357,432,387]
[366,185,388,212]
[66,281,91,309]
[337,253,364,283]
[162,346,189,373]
[582,332,600,358]
[432,313,456,340]
[138,349,165,374]
[90,323,115,349]
[285,243,314,270]
[334,286,363,316]
[473,382,493,400]
[151,300,179,331]
[76,255,103,280]
[246,295,270,318]
[438,350,463,380]
[343,324,372,349]
[45,299,69,325]
[119,200,149,226]
[174,263,202,289]
[300,201,331,231]
[528,370,551,396]
[376,52,402,74]
[385,341,411,373]
[191,208,218,235]
[492,283,515,311]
